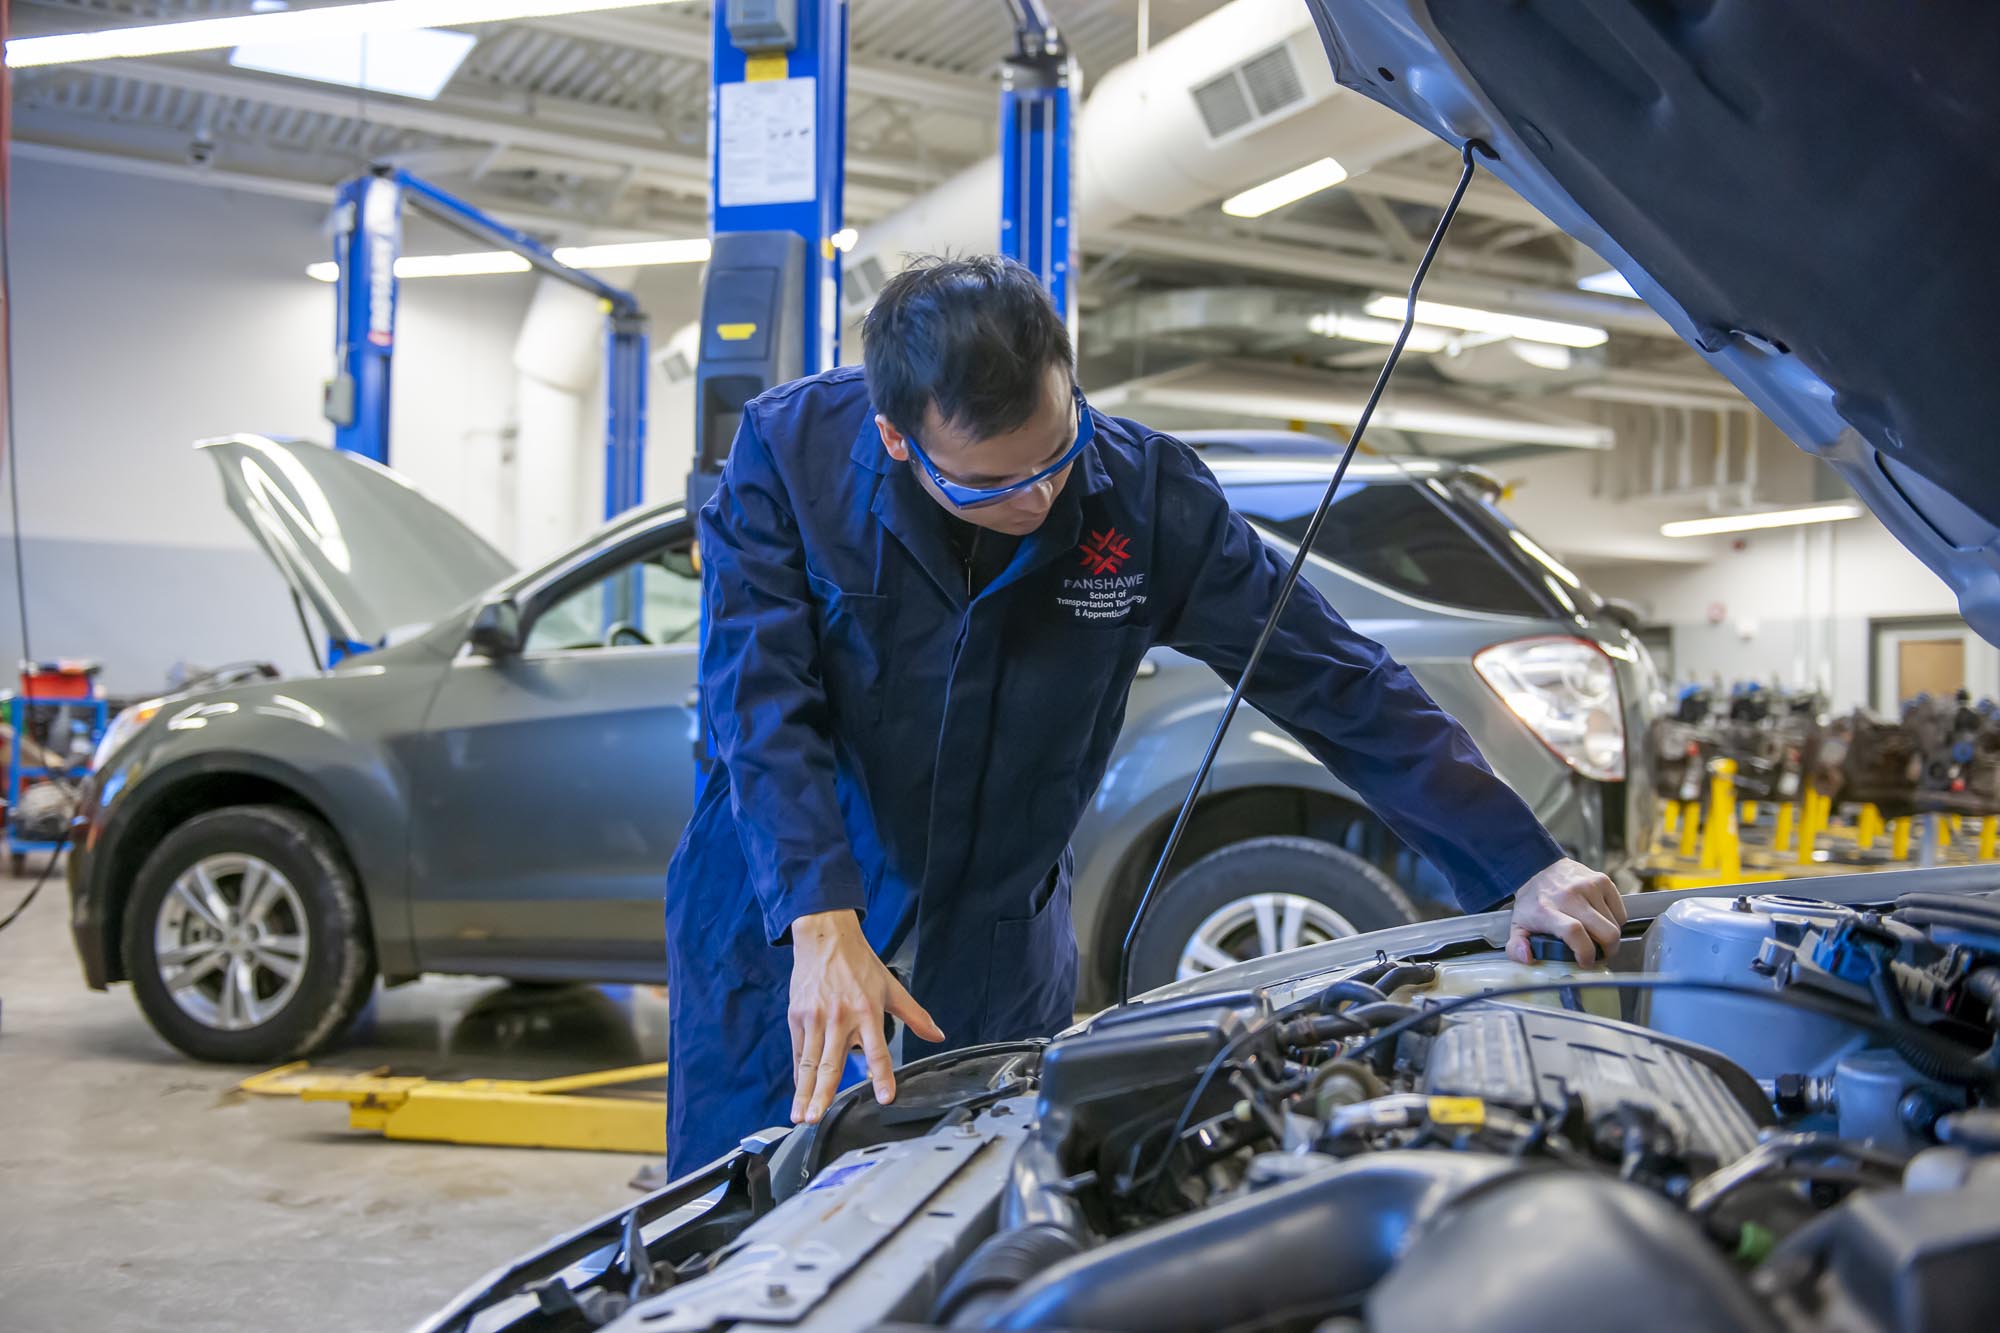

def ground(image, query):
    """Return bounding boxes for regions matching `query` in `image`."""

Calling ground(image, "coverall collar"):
[852,410,1115,606]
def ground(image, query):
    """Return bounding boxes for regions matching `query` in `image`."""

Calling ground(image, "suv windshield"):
[1225,473,1595,620]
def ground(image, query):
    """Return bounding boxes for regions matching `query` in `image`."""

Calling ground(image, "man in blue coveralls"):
[663,256,1627,1175]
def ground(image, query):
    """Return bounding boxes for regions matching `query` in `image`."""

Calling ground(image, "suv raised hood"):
[201,435,516,650]
[1304,2,2000,640]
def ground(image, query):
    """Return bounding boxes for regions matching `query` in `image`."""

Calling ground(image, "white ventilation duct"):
[843,0,1433,313]
[651,320,702,502]
[511,276,607,561]
[1429,336,1606,389]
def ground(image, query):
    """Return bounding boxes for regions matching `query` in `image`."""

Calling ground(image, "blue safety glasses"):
[903,386,1094,509]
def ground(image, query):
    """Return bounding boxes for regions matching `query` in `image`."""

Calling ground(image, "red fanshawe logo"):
[1077,527,1133,576]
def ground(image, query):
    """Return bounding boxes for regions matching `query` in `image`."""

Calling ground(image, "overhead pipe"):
[844,0,1432,305]
[510,277,607,561]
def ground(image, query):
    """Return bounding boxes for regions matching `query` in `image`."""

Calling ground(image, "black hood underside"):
[1305,0,2000,639]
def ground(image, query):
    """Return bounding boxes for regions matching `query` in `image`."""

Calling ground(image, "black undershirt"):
[944,515,1019,598]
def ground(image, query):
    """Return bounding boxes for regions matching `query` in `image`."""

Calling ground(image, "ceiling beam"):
[523,12,997,119]
[79,58,920,214]
[1345,165,1554,229]
[1350,191,1419,262]
[12,136,700,241]
[13,137,336,208]
[1570,367,1750,411]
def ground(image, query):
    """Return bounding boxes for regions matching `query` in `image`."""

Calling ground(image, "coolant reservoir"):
[1391,957,1622,1021]
[1636,894,1871,1079]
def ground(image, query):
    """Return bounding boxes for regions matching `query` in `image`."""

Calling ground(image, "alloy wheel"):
[152,853,310,1031]
[1175,891,1358,981]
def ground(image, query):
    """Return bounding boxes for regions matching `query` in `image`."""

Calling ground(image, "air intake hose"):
[973,1152,1518,1331]
[937,1224,1088,1326]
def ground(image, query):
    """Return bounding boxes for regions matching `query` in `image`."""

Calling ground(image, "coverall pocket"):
[806,569,893,726]
[986,868,1078,1039]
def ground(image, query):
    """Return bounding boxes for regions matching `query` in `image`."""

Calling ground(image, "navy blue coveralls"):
[663,365,1564,1173]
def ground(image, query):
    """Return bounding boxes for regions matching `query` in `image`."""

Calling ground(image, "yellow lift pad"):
[241,1061,668,1154]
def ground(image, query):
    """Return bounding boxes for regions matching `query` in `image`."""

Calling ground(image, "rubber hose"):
[1896,891,2000,923]
[1343,1001,1420,1028]
[1307,978,1389,1010]
[1898,905,2000,938]
[1373,962,1438,996]
[937,1224,1088,1326]
[1889,1026,1990,1089]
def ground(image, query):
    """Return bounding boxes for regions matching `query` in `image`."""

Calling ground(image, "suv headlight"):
[1473,636,1626,781]
[91,699,164,772]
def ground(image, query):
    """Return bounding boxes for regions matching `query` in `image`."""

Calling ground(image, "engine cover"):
[1423,1003,1771,1170]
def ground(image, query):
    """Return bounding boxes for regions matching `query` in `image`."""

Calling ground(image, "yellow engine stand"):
[1701,760,1743,875]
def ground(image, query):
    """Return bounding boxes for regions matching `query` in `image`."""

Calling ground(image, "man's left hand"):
[1506,858,1626,967]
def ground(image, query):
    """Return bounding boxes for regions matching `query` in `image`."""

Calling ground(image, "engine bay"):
[436,888,2000,1333]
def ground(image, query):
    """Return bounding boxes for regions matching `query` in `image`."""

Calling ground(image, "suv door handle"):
[1135,659,1159,679]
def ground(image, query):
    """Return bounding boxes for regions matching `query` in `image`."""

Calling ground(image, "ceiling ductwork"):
[842,0,1433,311]
[1429,337,1606,390]
[1086,285,1607,391]
[1092,358,1615,453]
[1087,286,1344,354]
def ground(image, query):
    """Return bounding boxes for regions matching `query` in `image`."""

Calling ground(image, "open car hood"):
[200,435,515,650]
[1302,1,2000,640]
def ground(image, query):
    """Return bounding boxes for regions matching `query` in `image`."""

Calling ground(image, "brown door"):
[1898,637,1966,700]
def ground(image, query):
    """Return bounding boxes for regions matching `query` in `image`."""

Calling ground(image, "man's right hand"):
[788,909,945,1124]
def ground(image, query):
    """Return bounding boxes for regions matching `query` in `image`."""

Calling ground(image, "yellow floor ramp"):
[241,1060,667,1153]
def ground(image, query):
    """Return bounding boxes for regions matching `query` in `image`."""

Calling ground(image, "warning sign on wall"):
[718,76,818,208]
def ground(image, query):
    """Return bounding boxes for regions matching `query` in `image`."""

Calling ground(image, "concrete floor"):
[0,869,669,1333]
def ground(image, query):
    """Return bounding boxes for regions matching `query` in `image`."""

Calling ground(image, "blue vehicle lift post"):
[688,0,848,518]
[998,1,1077,335]
[327,166,650,517]
[322,165,652,656]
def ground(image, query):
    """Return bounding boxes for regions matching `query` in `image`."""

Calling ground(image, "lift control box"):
[689,230,809,515]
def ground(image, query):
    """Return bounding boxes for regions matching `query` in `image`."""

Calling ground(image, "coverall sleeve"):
[1152,440,1565,912]
[697,412,868,944]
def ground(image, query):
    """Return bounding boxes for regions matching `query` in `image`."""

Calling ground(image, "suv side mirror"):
[467,598,523,658]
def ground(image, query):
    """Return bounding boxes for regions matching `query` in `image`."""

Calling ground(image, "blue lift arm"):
[999,1,1077,336]
[325,165,651,523]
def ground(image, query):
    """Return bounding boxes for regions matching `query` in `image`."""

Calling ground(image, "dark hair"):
[861,255,1073,440]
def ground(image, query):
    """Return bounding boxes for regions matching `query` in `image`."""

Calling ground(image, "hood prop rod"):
[1117,139,1491,1005]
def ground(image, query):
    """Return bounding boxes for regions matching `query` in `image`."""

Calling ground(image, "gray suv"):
[68,430,1655,1061]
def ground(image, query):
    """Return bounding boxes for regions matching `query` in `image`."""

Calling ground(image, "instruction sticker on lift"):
[718,76,818,207]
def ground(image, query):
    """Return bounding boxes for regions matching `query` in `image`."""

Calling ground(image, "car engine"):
[438,890,2000,1333]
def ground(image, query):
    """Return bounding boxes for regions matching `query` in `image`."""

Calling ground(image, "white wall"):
[0,158,704,695]
[1496,448,1702,566]
[1583,513,1993,710]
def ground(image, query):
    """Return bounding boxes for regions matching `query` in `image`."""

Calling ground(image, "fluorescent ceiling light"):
[230,27,475,101]
[1364,295,1608,349]
[306,251,528,281]
[1660,502,1863,538]
[1577,268,1640,298]
[831,227,858,253]
[306,238,712,282]
[1306,311,1450,354]
[6,0,678,68]
[554,238,712,268]
[1221,157,1349,218]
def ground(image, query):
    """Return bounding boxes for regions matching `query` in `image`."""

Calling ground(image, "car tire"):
[122,805,374,1063]
[1128,835,1418,993]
